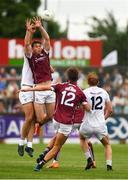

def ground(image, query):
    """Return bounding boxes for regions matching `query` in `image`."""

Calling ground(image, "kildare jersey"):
[52,82,87,124]
[27,49,51,84]
[83,86,110,127]
[21,56,34,87]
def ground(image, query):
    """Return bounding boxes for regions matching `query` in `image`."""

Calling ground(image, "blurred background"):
[0,0,128,144]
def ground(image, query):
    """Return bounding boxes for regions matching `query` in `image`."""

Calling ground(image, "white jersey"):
[82,86,110,127]
[51,71,60,84]
[21,56,34,87]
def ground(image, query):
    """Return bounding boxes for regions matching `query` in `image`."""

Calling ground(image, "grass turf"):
[0,143,128,179]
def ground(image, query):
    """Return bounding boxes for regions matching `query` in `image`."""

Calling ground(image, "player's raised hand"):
[32,16,42,28]
[25,18,36,33]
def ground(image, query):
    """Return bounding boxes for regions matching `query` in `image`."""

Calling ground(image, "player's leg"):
[97,124,113,171]
[33,102,52,136]
[34,90,55,124]
[34,103,46,124]
[33,91,55,135]
[79,134,93,170]
[34,132,67,171]
[44,133,66,161]
[34,122,72,171]
[45,102,55,123]
[18,102,34,156]
[25,120,35,157]
[47,150,60,168]
[46,117,60,169]
[88,141,96,168]
[36,135,57,163]
[101,136,112,171]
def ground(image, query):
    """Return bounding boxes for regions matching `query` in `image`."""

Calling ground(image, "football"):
[42,10,54,21]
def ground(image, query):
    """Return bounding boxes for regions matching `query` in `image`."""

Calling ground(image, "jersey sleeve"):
[25,53,32,59]
[52,83,61,92]
[81,91,88,104]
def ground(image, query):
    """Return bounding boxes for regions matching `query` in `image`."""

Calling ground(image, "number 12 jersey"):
[82,86,110,127]
[52,82,87,124]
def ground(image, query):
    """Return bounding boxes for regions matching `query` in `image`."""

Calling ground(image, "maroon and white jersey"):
[74,107,84,124]
[52,82,87,124]
[27,49,52,84]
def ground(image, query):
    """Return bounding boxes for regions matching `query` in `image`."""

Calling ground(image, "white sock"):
[53,160,58,163]
[88,146,94,161]
[27,142,32,148]
[106,160,112,166]
[19,139,25,146]
[85,149,91,160]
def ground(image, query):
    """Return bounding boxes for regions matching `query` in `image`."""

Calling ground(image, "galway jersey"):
[82,86,110,127]
[74,107,84,124]
[52,82,87,124]
[27,49,52,84]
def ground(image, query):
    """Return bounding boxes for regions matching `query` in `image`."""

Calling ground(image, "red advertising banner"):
[0,38,102,67]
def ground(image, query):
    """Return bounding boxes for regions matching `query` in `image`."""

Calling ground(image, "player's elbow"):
[109,108,113,116]
[107,106,113,117]
[83,104,91,112]
[46,36,50,41]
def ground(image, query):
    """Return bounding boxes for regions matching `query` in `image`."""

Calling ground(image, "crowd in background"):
[0,66,128,114]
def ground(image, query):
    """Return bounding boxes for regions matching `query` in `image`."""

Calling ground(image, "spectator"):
[0,100,6,113]
[7,68,21,81]
[119,78,128,97]
[112,91,125,114]
[97,68,105,87]
[0,67,7,92]
[77,69,88,89]
[111,68,123,89]
[6,80,19,98]
[123,94,128,114]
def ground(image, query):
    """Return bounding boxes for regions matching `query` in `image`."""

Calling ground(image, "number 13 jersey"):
[83,86,110,127]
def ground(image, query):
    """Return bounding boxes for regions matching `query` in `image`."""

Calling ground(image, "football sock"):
[19,139,25,146]
[88,142,95,161]
[54,150,60,161]
[41,147,51,156]
[106,160,112,166]
[85,149,91,160]
[27,141,32,148]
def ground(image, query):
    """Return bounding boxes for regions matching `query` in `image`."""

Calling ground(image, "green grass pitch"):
[0,143,128,179]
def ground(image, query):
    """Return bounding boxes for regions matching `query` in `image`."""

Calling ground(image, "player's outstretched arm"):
[21,84,52,92]
[24,18,36,57]
[50,65,55,73]
[32,16,50,51]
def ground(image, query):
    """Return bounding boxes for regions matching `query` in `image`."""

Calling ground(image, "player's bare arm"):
[104,101,113,120]
[21,84,52,92]
[32,16,50,51]
[50,65,55,73]
[82,103,91,112]
[24,18,36,57]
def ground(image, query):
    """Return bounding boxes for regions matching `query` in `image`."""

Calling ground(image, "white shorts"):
[73,123,81,130]
[79,122,108,141]
[35,90,55,104]
[19,91,34,105]
[53,119,73,137]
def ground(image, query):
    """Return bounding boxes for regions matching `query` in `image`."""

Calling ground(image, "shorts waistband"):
[22,84,33,87]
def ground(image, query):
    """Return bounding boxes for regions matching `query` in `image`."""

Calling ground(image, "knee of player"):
[25,114,34,123]
[52,145,61,155]
[36,113,46,121]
